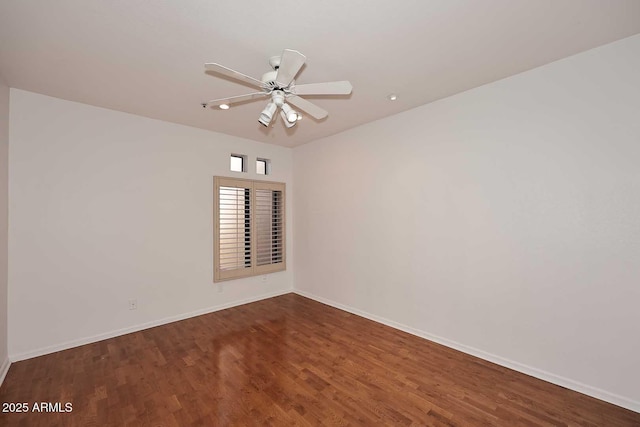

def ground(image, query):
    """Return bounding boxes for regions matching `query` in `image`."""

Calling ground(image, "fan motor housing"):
[262,71,278,83]
[261,70,279,87]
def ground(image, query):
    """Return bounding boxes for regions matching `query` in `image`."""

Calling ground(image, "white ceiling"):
[1,1,639,147]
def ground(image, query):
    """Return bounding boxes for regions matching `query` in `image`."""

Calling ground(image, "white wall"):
[293,34,640,411]
[0,76,9,382]
[8,90,294,359]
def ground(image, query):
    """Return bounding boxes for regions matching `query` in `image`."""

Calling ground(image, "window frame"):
[213,176,286,282]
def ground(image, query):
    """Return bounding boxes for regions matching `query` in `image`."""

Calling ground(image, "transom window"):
[230,154,246,173]
[256,158,270,175]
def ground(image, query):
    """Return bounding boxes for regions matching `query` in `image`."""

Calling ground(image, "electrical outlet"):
[129,299,137,310]
[217,283,224,293]
[261,275,268,283]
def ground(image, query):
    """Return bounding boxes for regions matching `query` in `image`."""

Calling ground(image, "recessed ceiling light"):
[219,104,230,110]
[387,94,398,101]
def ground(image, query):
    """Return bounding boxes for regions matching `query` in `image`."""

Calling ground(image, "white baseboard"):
[0,356,10,386]
[294,289,640,414]
[10,288,293,362]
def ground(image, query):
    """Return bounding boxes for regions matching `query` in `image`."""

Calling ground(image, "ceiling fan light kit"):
[204,49,352,129]
[280,110,296,128]
[258,101,278,127]
[281,103,298,123]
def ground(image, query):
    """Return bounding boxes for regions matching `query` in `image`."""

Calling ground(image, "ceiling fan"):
[202,49,352,128]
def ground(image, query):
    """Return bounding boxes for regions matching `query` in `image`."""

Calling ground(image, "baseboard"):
[10,288,293,362]
[0,356,10,386]
[294,289,640,414]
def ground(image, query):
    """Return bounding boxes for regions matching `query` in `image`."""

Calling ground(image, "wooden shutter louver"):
[255,187,284,268]
[219,186,251,271]
[214,177,285,282]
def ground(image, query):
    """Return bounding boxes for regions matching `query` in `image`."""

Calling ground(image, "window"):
[214,177,285,282]
[230,154,246,172]
[256,158,270,175]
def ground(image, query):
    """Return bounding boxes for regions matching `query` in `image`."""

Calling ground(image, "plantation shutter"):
[214,177,253,281]
[255,181,285,274]
[214,177,286,282]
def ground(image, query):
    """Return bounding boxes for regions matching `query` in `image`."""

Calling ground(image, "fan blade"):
[287,95,328,120]
[205,92,267,107]
[293,81,352,96]
[275,49,306,87]
[205,63,265,88]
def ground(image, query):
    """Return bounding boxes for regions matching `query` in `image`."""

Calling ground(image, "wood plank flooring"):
[1,293,638,426]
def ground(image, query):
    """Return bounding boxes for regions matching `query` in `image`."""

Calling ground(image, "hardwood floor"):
[1,294,638,426]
